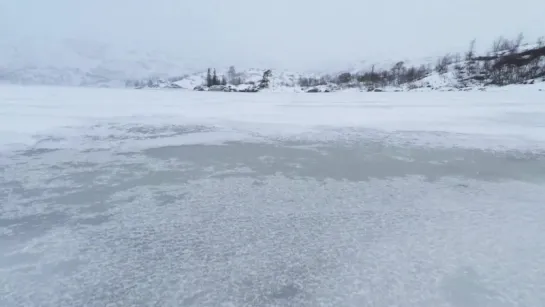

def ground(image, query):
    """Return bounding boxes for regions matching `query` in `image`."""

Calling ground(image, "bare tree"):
[466,39,476,60]
[537,36,545,47]
[492,36,513,53]
[435,55,452,74]
[227,66,237,84]
[454,52,462,63]
[491,33,525,54]
[390,61,405,85]
[337,72,352,84]
[513,32,524,52]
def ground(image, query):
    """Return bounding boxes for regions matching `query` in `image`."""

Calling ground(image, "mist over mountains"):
[0,39,205,86]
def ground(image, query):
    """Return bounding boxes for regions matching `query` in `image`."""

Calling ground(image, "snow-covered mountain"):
[0,39,201,87]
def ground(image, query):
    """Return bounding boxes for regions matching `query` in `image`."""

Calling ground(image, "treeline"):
[299,33,545,89]
[125,74,187,88]
[431,33,545,87]
[205,66,245,87]
[453,34,545,86]
[298,62,433,89]
[128,32,544,91]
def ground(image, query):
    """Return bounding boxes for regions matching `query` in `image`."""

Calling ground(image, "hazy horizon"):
[2,0,545,73]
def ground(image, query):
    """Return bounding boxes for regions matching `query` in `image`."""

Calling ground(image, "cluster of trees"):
[206,68,227,87]
[205,66,247,87]
[126,79,155,88]
[129,32,544,91]
[297,32,545,90]
[299,76,329,87]
[125,74,188,88]
[356,63,430,87]
[198,68,272,92]
[299,63,432,89]
[227,66,244,85]
[439,33,545,86]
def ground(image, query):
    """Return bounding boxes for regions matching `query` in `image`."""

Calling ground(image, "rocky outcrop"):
[209,85,238,92]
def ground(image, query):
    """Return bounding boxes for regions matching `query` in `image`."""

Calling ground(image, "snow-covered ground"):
[1,85,545,306]
[168,68,317,92]
[138,64,545,93]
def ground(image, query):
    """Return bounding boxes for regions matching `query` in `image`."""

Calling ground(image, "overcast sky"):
[2,0,545,71]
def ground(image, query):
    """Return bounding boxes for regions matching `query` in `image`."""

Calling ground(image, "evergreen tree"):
[258,69,272,89]
[206,68,212,87]
[221,76,227,86]
[212,69,219,86]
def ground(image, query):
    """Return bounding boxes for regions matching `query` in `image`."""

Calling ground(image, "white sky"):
[1,0,545,71]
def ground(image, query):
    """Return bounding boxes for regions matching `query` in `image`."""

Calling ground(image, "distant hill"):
[2,35,544,92]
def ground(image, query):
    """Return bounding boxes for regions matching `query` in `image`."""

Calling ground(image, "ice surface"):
[1,85,545,306]
[1,85,545,151]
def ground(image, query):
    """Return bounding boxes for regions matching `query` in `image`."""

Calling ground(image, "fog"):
[2,0,545,71]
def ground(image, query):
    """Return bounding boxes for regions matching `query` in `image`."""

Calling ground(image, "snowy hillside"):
[132,38,545,93]
[176,68,308,90]
[2,36,544,92]
[135,68,329,92]
[345,56,436,75]
[135,65,545,93]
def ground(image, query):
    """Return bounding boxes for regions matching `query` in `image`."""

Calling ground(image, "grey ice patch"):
[441,266,505,307]
[229,276,311,307]
[143,141,545,183]
[18,148,61,157]
[73,214,111,226]
[84,123,217,142]
[0,211,69,241]
[126,124,215,136]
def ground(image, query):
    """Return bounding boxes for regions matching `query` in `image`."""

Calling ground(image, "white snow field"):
[1,85,545,307]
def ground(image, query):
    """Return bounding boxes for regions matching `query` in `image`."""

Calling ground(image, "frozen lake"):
[1,86,545,306]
